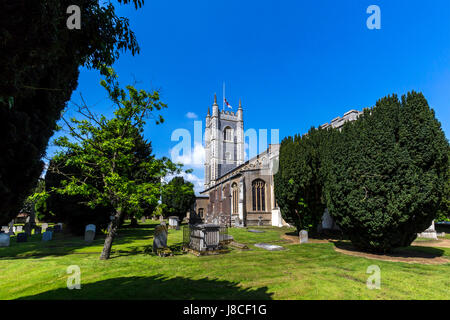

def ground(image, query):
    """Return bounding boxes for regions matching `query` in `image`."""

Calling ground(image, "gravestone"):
[418,221,438,240]
[141,217,146,223]
[41,223,48,231]
[168,216,179,229]
[16,232,27,243]
[7,220,15,235]
[85,224,96,242]
[153,224,168,253]
[258,216,263,226]
[159,215,164,222]
[299,230,308,244]
[254,243,284,251]
[0,234,10,247]
[42,231,53,242]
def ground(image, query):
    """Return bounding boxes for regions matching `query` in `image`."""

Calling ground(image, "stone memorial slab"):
[0,234,10,247]
[159,215,164,222]
[141,217,146,223]
[153,224,168,252]
[42,231,52,242]
[248,229,265,233]
[85,224,96,242]
[299,230,308,244]
[254,243,284,251]
[16,232,27,243]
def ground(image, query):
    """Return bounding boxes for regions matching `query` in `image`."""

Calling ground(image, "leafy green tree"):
[274,128,329,233]
[324,92,449,253]
[34,69,180,259]
[161,176,196,220]
[0,0,143,225]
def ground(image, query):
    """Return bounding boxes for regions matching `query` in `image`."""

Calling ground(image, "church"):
[196,94,362,227]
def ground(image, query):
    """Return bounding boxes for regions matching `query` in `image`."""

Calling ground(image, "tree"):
[274,128,329,233]
[161,176,196,220]
[34,69,181,260]
[324,92,449,253]
[436,151,450,222]
[0,0,143,225]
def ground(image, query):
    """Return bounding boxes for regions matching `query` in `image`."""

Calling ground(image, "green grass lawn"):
[0,221,449,300]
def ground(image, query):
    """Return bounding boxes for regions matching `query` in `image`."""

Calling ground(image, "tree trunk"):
[100,209,122,260]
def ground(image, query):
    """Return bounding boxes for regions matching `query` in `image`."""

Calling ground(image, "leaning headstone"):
[42,231,53,242]
[299,230,308,244]
[85,224,96,242]
[16,232,27,243]
[153,224,168,253]
[254,243,284,251]
[0,234,10,247]
[7,220,15,235]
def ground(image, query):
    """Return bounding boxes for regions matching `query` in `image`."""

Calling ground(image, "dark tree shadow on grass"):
[333,241,445,259]
[17,275,273,300]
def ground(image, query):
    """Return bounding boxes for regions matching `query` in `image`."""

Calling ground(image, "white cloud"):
[185,112,198,119]
[170,142,205,168]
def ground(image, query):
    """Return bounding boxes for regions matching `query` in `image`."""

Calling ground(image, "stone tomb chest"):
[185,224,221,252]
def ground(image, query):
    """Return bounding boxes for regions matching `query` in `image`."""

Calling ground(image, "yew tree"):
[0,0,144,225]
[161,176,196,220]
[324,92,449,253]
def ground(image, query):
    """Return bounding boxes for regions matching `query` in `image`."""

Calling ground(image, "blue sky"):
[58,0,450,194]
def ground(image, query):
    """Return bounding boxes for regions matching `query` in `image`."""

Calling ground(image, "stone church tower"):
[204,94,244,189]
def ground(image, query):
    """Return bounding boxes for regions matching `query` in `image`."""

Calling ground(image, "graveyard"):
[0,220,449,300]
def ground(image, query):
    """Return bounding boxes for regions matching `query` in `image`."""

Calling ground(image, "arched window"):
[232,183,239,214]
[223,126,232,141]
[252,179,266,211]
[198,208,204,218]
